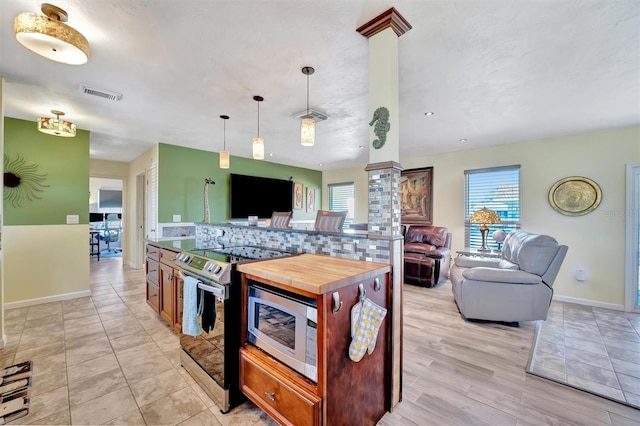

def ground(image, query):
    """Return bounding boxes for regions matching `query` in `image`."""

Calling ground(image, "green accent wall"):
[4,117,90,226]
[158,143,322,223]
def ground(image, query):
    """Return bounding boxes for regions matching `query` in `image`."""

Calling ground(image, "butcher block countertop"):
[237,253,391,295]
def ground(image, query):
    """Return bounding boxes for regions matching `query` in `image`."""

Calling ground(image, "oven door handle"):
[178,270,225,297]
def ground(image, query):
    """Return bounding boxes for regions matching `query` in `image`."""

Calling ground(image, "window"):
[329,182,354,227]
[464,165,520,248]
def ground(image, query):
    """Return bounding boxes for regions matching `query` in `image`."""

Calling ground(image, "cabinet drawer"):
[146,258,159,284]
[147,281,160,313]
[240,349,321,426]
[146,244,160,261]
[160,248,178,269]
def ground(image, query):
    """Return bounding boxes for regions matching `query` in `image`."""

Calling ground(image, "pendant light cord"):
[306,74,310,116]
[257,101,260,138]
[223,119,226,150]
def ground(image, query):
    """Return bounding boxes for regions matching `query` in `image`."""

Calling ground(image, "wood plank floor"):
[378,282,640,426]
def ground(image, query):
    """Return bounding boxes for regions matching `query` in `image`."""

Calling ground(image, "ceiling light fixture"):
[252,96,264,160]
[14,3,89,65]
[459,138,467,142]
[301,66,315,147]
[425,112,434,116]
[37,110,76,137]
[219,115,230,169]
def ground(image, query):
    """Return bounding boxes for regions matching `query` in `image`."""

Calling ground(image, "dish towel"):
[182,276,202,336]
[348,298,387,362]
[201,291,217,333]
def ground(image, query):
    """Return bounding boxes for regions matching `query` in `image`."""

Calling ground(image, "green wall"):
[4,117,90,226]
[158,143,322,223]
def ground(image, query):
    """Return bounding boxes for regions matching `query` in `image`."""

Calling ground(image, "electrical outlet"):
[66,215,79,224]
[173,214,181,222]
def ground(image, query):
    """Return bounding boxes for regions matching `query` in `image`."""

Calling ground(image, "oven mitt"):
[348,298,387,362]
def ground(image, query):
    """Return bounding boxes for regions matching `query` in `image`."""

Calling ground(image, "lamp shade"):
[252,137,264,160]
[301,117,315,146]
[14,4,89,65]
[37,111,76,137]
[469,207,501,225]
[219,150,230,169]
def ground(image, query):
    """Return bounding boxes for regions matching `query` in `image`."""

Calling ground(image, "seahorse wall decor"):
[203,178,215,223]
[369,106,390,149]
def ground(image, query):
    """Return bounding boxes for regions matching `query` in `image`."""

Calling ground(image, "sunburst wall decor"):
[3,153,50,207]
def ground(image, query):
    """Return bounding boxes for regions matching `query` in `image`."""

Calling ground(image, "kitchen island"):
[238,254,392,426]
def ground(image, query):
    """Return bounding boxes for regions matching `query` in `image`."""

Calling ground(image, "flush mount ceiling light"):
[252,96,265,160]
[14,3,89,65]
[37,110,76,137]
[219,115,230,169]
[300,66,315,147]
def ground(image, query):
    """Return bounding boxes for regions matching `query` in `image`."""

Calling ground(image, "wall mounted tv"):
[230,174,293,219]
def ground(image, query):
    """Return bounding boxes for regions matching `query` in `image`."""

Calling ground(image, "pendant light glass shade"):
[14,3,89,65]
[301,66,315,146]
[252,96,264,160]
[37,110,76,137]
[219,115,230,169]
[301,117,315,146]
[219,150,230,168]
[252,137,264,160]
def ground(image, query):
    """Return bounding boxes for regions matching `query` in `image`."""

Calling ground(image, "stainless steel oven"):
[176,245,295,413]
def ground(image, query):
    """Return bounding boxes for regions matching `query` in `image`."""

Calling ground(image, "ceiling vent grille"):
[80,85,123,101]
[293,108,329,122]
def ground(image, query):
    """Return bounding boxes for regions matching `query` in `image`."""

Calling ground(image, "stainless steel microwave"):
[247,283,318,382]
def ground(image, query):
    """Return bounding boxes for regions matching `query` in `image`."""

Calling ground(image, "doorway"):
[625,163,640,312]
[90,177,124,260]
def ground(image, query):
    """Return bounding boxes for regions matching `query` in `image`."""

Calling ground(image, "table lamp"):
[469,207,501,251]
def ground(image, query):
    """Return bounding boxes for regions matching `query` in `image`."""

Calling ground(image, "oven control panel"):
[175,252,231,285]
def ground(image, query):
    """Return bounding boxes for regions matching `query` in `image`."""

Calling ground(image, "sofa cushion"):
[405,226,447,247]
[461,267,542,284]
[498,259,520,270]
[404,242,437,255]
[503,231,561,276]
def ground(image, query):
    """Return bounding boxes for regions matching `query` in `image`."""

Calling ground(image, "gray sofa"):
[450,230,568,323]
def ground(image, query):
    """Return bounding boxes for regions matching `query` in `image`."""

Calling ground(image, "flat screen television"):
[230,174,293,219]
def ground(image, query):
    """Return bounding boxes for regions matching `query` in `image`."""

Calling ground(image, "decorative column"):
[357,8,411,409]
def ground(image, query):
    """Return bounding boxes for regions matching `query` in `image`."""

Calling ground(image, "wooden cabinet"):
[240,347,321,426]
[146,243,183,332]
[145,244,160,313]
[238,254,392,426]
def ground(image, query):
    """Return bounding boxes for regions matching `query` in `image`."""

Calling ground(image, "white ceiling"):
[1,1,639,171]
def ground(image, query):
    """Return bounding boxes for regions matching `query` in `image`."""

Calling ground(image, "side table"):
[456,248,502,259]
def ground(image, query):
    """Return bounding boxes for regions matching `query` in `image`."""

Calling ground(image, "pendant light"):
[37,110,76,137]
[14,3,90,65]
[300,66,315,146]
[252,96,264,160]
[219,115,230,169]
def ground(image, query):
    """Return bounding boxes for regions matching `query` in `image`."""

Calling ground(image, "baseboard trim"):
[552,295,624,311]
[5,290,92,310]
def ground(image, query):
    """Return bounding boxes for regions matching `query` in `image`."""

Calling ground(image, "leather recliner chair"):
[449,230,568,323]
[403,225,452,288]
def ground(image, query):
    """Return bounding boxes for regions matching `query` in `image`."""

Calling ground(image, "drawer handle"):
[264,391,275,401]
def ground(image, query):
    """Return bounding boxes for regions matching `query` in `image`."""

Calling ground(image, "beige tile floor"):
[0,258,276,425]
[529,301,640,408]
[2,258,639,425]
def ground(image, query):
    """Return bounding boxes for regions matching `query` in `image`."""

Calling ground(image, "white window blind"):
[329,182,354,227]
[464,165,520,249]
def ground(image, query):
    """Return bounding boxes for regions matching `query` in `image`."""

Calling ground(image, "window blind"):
[464,165,520,248]
[329,182,354,227]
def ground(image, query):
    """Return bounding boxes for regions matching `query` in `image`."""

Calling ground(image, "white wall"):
[322,165,370,223]
[323,125,640,308]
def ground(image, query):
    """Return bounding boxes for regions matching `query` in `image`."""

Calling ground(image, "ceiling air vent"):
[292,108,329,122]
[80,85,122,101]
